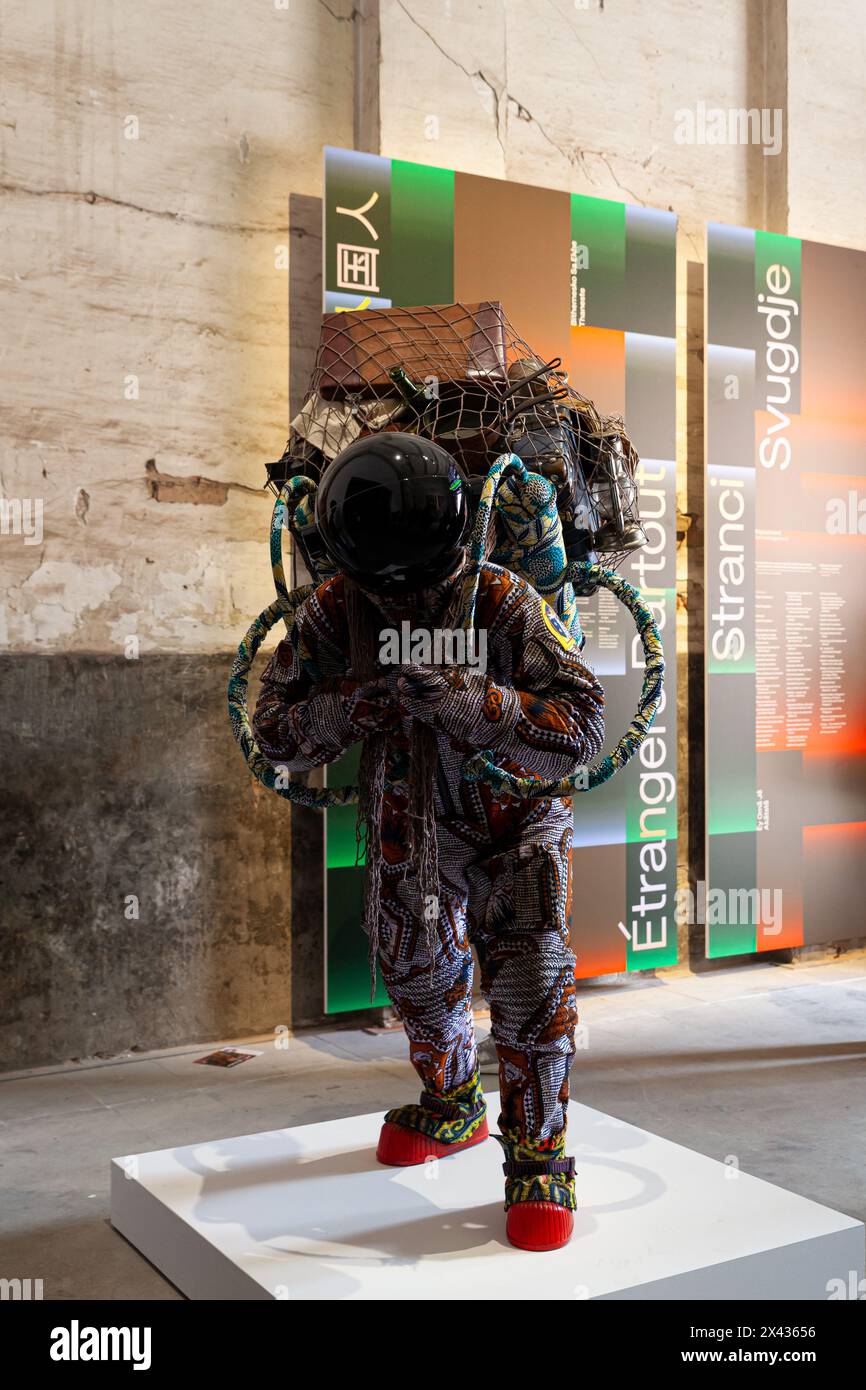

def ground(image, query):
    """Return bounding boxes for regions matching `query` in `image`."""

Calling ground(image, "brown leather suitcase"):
[315,301,509,400]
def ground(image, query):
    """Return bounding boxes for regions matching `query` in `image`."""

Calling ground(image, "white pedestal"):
[110,1099,863,1300]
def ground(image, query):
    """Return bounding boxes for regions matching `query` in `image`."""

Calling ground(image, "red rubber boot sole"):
[506,1201,574,1252]
[376,1116,489,1166]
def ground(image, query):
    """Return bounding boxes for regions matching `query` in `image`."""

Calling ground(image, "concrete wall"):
[379,0,864,252]
[0,0,354,1068]
[2,0,864,1067]
[788,0,866,248]
[1,0,354,652]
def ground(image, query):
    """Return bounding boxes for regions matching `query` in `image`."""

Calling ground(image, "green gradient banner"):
[390,159,454,305]
[755,230,801,418]
[706,221,866,960]
[322,149,678,1009]
[570,194,625,329]
[325,743,388,1013]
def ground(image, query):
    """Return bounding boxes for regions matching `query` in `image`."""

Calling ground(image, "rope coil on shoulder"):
[457,454,664,799]
[461,559,664,798]
[270,476,316,602]
[227,477,362,809]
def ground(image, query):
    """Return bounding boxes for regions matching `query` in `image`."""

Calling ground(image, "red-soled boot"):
[497,1130,577,1252]
[376,1069,489,1167]
[377,1115,489,1165]
[506,1200,574,1252]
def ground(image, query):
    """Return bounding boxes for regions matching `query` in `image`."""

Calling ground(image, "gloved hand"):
[385,663,451,723]
[346,676,404,734]
[385,663,520,749]
[387,663,448,711]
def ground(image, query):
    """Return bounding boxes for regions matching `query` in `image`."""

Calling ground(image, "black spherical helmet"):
[315,432,470,592]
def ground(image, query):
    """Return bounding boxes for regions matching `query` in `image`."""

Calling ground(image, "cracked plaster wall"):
[0,0,354,1068]
[5,0,862,655]
[379,0,866,589]
[1,0,354,655]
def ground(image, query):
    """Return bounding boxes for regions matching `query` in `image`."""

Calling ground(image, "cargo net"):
[270,300,647,572]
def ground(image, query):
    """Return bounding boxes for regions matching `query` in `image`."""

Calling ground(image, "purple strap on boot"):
[502,1156,576,1180]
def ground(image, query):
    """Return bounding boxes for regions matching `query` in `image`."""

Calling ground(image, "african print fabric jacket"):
[253,560,605,829]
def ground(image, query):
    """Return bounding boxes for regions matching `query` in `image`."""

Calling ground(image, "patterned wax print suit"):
[253,561,605,1160]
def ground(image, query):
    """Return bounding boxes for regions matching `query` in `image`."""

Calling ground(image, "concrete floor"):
[1,955,863,1300]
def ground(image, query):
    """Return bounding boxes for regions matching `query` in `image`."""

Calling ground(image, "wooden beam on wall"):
[746,0,789,233]
[762,0,789,233]
[354,0,381,155]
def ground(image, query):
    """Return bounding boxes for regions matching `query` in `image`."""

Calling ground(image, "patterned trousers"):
[375,795,577,1142]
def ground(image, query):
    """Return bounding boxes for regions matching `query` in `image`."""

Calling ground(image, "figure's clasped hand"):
[346,677,403,734]
[385,663,451,724]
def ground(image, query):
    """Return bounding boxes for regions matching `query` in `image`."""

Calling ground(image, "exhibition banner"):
[322,147,678,1012]
[705,223,866,958]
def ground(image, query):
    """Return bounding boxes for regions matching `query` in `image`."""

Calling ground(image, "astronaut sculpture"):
[228,302,664,1252]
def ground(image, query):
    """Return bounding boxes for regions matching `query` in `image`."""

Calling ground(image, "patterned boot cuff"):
[383,1068,487,1145]
[495,1129,577,1211]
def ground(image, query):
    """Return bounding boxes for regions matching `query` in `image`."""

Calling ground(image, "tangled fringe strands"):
[345,570,468,999]
[344,579,387,996]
